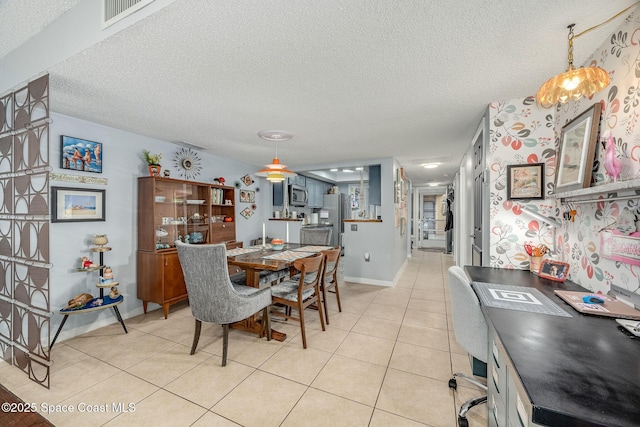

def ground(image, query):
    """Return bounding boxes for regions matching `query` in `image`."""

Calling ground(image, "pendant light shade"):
[255,131,297,182]
[536,24,610,108]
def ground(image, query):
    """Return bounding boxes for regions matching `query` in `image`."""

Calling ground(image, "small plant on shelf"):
[141,149,162,165]
[141,150,162,176]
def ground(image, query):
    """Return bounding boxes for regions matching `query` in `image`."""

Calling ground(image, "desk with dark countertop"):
[465,266,640,427]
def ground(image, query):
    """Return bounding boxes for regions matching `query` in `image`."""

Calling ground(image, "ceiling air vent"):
[102,0,155,29]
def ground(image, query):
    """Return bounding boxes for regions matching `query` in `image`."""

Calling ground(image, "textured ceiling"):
[2,0,638,187]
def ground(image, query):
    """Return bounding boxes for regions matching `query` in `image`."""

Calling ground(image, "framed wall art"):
[51,187,106,222]
[506,163,544,200]
[240,189,255,203]
[555,103,601,193]
[61,135,102,173]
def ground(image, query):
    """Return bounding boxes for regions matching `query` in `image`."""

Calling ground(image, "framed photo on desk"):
[538,259,569,282]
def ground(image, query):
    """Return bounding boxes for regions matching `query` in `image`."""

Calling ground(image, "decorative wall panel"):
[0,74,51,388]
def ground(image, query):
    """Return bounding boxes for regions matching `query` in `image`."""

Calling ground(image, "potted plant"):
[142,149,162,176]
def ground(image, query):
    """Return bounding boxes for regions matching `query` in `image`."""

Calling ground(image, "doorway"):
[417,193,446,250]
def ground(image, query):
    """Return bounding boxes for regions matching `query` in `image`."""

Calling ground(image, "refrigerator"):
[322,193,348,248]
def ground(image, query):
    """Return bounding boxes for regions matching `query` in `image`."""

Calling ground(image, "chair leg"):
[263,307,271,341]
[222,324,229,366]
[333,281,342,312]
[298,304,307,349]
[321,286,330,325]
[190,319,202,355]
[316,288,326,332]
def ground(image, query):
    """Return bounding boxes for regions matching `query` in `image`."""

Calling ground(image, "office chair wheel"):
[448,377,457,390]
[457,415,469,427]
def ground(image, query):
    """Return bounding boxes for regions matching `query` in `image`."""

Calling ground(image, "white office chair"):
[447,266,488,427]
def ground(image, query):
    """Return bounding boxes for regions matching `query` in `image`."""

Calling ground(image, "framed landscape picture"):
[555,103,601,193]
[61,135,103,173]
[51,187,105,222]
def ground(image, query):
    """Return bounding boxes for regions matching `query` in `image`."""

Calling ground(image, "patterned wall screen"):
[0,74,51,388]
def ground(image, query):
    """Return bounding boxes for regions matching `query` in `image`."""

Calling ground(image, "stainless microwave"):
[289,184,308,206]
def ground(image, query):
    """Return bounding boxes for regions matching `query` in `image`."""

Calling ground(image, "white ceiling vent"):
[102,0,155,29]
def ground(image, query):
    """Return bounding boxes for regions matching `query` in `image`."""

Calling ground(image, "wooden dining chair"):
[269,252,325,348]
[320,246,342,324]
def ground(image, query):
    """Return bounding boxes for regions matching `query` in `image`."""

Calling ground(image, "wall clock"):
[174,147,202,180]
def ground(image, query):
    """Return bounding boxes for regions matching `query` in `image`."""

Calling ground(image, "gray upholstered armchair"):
[175,241,272,366]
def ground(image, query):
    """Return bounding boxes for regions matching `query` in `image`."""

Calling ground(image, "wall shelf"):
[554,178,640,203]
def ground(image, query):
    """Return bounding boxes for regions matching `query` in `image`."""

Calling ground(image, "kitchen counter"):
[343,219,382,222]
[269,218,302,221]
[465,266,640,426]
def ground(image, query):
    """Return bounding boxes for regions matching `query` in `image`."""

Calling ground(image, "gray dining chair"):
[300,227,332,245]
[447,265,488,427]
[175,241,272,366]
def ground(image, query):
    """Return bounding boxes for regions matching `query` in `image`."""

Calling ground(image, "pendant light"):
[536,24,610,108]
[255,130,297,183]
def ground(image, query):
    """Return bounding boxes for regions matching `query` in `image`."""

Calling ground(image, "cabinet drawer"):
[210,222,235,243]
[489,392,507,427]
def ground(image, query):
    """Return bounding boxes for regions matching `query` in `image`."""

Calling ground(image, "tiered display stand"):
[50,246,128,348]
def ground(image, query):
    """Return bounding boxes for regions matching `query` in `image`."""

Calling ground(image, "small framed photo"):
[555,103,601,193]
[51,187,106,223]
[506,163,544,200]
[61,135,103,173]
[538,259,569,282]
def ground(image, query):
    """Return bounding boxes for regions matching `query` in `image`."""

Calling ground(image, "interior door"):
[472,123,485,266]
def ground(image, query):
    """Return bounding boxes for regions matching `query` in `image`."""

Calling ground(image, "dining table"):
[226,243,333,341]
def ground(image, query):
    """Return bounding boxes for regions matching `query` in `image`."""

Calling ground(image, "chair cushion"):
[231,283,262,296]
[271,280,315,302]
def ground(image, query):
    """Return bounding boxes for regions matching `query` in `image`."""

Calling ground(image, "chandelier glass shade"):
[536,24,610,108]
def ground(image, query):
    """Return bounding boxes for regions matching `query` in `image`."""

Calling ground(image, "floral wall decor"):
[488,7,640,300]
[487,97,556,270]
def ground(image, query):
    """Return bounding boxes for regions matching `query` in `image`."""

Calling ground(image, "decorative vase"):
[530,256,543,273]
[148,164,161,176]
[92,234,108,248]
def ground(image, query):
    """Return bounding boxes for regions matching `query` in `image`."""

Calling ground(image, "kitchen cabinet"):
[137,176,237,318]
[368,164,381,205]
[273,181,284,206]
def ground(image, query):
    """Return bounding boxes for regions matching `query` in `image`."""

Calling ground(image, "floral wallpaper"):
[488,98,556,270]
[489,7,640,298]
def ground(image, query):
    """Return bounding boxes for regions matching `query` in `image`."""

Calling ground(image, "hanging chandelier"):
[255,131,297,183]
[536,24,610,108]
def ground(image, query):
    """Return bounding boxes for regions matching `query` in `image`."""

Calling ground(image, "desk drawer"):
[489,392,507,427]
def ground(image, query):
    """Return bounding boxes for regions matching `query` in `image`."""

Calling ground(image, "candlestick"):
[286,222,289,243]
[262,222,266,248]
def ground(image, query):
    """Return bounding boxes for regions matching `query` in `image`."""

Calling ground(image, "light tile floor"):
[0,250,487,426]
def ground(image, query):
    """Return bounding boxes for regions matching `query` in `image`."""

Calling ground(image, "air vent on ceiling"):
[102,0,155,29]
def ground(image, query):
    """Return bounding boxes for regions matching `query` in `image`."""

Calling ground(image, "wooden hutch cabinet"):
[137,176,237,318]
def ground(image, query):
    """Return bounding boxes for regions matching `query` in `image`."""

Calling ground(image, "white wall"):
[50,112,269,342]
[343,158,408,285]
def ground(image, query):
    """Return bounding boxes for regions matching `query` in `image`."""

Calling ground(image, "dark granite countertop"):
[465,266,640,427]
